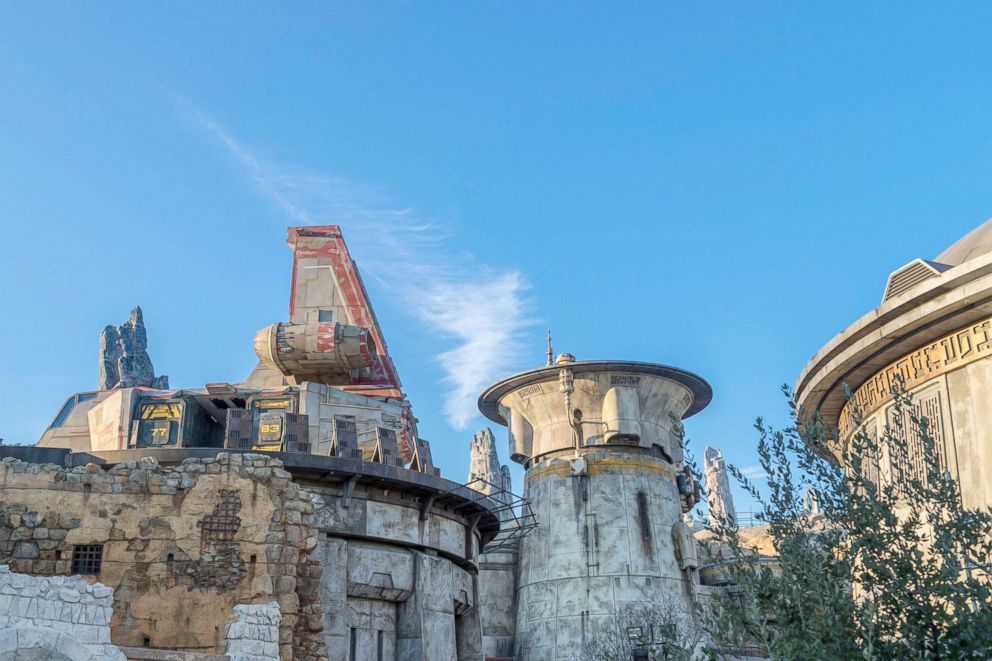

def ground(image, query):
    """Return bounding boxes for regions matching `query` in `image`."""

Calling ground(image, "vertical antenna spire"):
[546,328,554,367]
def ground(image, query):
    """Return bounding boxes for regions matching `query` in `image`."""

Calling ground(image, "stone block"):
[11,542,39,559]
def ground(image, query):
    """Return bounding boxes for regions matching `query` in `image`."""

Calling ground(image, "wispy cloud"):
[173,94,532,430]
[739,464,768,480]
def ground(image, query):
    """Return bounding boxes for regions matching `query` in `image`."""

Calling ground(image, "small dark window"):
[50,397,76,429]
[142,637,151,647]
[249,554,257,564]
[166,553,174,563]
[318,309,334,322]
[71,544,104,574]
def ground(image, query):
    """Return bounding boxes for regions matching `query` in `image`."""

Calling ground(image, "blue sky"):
[2,3,992,512]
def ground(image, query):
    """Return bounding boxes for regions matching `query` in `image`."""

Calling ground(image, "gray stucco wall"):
[515,452,692,660]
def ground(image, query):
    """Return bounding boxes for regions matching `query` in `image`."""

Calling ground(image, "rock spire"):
[468,428,513,522]
[98,306,169,390]
[704,446,736,525]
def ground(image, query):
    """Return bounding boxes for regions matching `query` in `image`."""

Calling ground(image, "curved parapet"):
[795,218,992,510]
[478,359,711,466]
[0,445,503,553]
[478,356,711,660]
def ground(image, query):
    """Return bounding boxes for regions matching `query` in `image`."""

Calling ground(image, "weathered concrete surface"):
[396,552,480,661]
[515,452,693,660]
[99,307,168,390]
[309,486,486,661]
[479,359,710,466]
[315,539,483,661]
[477,545,518,659]
[479,357,711,660]
[0,564,126,660]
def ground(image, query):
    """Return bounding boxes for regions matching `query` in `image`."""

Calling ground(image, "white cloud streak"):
[173,94,532,430]
[739,464,768,480]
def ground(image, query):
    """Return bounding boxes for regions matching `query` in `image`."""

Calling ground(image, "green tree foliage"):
[701,380,992,660]
[582,597,705,661]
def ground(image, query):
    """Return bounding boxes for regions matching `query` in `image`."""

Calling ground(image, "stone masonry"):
[0,453,323,660]
[0,564,126,660]
[225,601,282,661]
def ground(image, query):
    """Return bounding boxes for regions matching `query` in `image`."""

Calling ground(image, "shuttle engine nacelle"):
[254,317,377,385]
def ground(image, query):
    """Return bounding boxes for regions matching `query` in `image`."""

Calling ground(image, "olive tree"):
[699,380,992,660]
[583,596,706,661]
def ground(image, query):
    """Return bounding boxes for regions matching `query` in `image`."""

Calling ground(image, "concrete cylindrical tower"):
[479,357,712,660]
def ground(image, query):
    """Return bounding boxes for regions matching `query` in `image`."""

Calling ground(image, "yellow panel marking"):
[139,403,180,420]
[254,398,292,410]
[524,455,676,483]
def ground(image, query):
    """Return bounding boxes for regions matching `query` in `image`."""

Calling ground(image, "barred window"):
[860,420,880,489]
[886,389,947,487]
[71,544,104,575]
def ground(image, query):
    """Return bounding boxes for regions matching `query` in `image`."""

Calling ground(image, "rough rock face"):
[704,446,736,525]
[468,428,512,522]
[226,601,282,661]
[500,464,512,498]
[0,565,126,660]
[803,486,821,515]
[99,306,169,390]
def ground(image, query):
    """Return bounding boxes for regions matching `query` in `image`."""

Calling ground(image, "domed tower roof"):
[935,217,992,266]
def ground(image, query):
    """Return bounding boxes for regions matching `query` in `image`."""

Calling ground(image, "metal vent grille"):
[882,259,950,303]
[72,544,104,575]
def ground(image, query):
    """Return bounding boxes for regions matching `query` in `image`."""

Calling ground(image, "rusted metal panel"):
[224,409,253,450]
[284,412,310,454]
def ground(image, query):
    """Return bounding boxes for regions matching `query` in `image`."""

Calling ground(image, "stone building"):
[0,224,726,661]
[796,217,992,510]
[475,354,711,660]
[0,226,503,661]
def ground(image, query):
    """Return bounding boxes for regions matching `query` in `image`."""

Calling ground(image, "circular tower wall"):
[479,359,711,661]
[795,219,992,512]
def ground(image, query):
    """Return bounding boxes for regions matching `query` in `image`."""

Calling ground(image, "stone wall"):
[0,453,323,661]
[305,484,485,660]
[515,452,692,660]
[477,545,517,659]
[225,602,282,661]
[0,564,126,660]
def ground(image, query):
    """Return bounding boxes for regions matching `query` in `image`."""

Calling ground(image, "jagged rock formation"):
[803,486,821,516]
[98,306,169,390]
[704,446,736,525]
[500,464,512,498]
[468,428,512,522]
